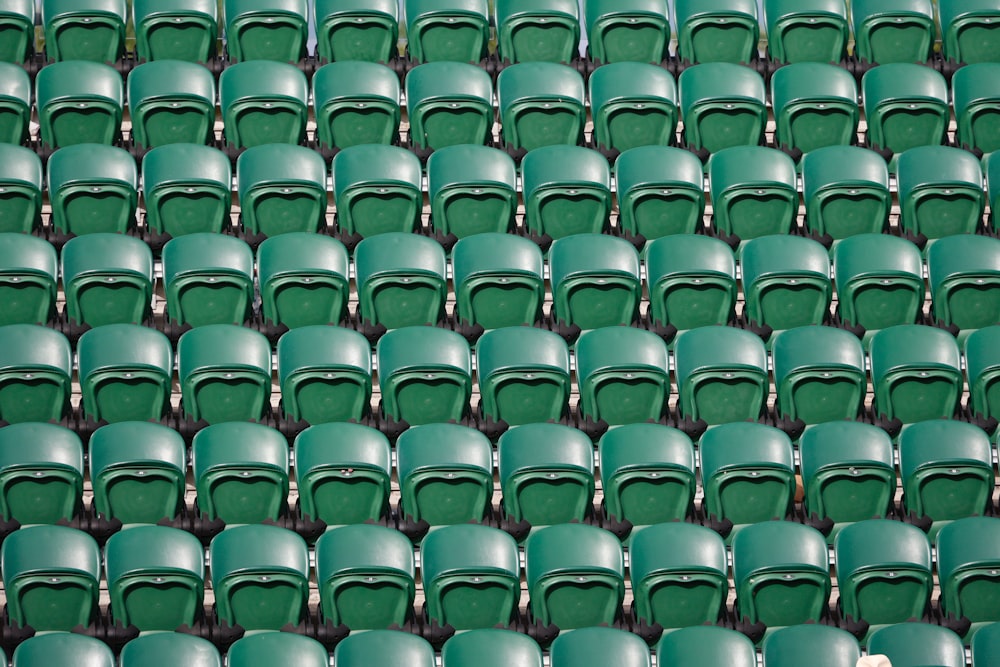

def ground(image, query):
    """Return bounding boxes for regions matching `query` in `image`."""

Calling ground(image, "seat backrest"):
[12,633,112,667]
[120,633,221,667]
[334,629,435,667]
[762,624,861,667]
[314,0,399,63]
[0,422,83,524]
[867,623,965,667]
[656,625,757,667]
[549,626,651,667]
[494,0,580,64]
[132,0,219,62]
[442,628,542,667]
[227,632,329,667]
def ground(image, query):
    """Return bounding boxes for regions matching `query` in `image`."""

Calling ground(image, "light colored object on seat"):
[858,656,892,667]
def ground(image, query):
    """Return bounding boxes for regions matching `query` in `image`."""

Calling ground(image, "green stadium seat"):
[550,627,650,667]
[588,61,677,152]
[162,233,254,327]
[974,624,1000,667]
[928,234,1000,331]
[60,234,153,328]
[335,630,434,667]
[443,629,542,667]
[869,325,963,423]
[762,625,861,667]
[1,525,100,631]
[105,525,205,631]
[832,233,924,332]
[763,0,849,64]
[656,626,757,667]
[939,0,1000,64]
[141,144,232,238]
[404,0,490,63]
[315,523,415,629]
[223,0,307,62]
[12,634,109,667]
[0,324,71,424]
[615,147,705,241]
[495,0,579,64]
[850,0,934,64]
[293,423,390,525]
[277,326,371,424]
[644,234,736,332]
[89,421,187,525]
[674,0,759,64]
[584,0,669,65]
[126,60,215,150]
[678,62,767,154]
[965,325,1000,423]
[708,146,798,240]
[866,623,965,667]
[427,145,518,239]
[227,633,328,667]
[120,633,221,667]
[740,235,832,334]
[575,327,669,425]
[0,63,31,145]
[0,422,82,524]
[258,235,349,330]
[315,0,399,63]
[953,63,1000,153]
[177,324,272,424]
[0,145,42,234]
[192,422,289,524]
[522,147,611,239]
[770,62,859,154]
[354,233,447,329]
[47,144,138,235]
[312,61,401,151]
[421,525,521,629]
[236,143,327,237]
[404,61,493,151]
[0,233,57,325]
[0,0,34,64]
[42,0,126,63]
[549,234,640,328]
[990,152,1000,232]
[861,64,949,155]
[35,60,123,148]
[209,524,309,630]
[498,423,594,527]
[332,144,422,237]
[451,233,544,329]
[897,146,986,240]
[801,146,891,240]
[132,0,218,63]
[937,517,1000,637]
[496,62,586,151]
[219,60,308,149]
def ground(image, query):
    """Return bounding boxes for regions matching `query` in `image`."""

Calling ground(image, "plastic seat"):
[674,0,759,64]
[141,144,232,237]
[0,145,42,234]
[549,235,640,329]
[427,145,517,239]
[421,525,521,629]
[898,420,994,528]
[575,327,669,425]
[1,525,100,631]
[937,517,1000,634]
[294,423,389,525]
[332,144,422,237]
[78,324,172,423]
[732,521,831,627]
[495,0,579,64]
[133,0,218,63]
[953,63,1000,153]
[12,634,110,667]
[629,522,727,631]
[404,0,490,64]
[771,326,865,424]
[523,148,612,240]
[740,236,832,333]
[0,423,82,525]
[644,234,736,332]
[928,234,1000,331]
[869,325,963,423]
[209,524,309,630]
[397,423,493,526]
[861,64,949,155]
[674,326,768,425]
[315,0,399,63]
[678,63,767,154]
[584,0,669,65]
[228,633,328,667]
[0,63,31,145]
[801,147,891,240]
[497,423,594,527]
[866,623,965,667]
[700,423,796,527]
[496,62,586,151]
[61,234,153,328]
[799,421,896,530]
[405,61,493,151]
[376,326,472,426]
[615,147,705,241]
[42,0,126,63]
[177,324,272,424]
[897,146,986,240]
[940,0,1000,64]
[656,625,757,667]
[549,627,650,667]
[443,629,542,667]
[990,152,1000,232]
[219,60,308,149]
[259,235,349,330]
[316,524,415,629]
[0,0,34,64]
[476,326,571,425]
[832,234,924,332]
[192,422,289,524]
[599,424,695,526]
[277,327,370,424]
[105,525,204,631]
[965,326,1000,423]
[89,421,187,525]
[335,630,434,667]
[452,233,545,329]
[834,519,933,627]
[312,61,401,150]
[126,60,215,150]
[763,0,849,64]
[708,147,798,240]
[850,0,934,64]
[0,233,57,325]
[524,523,624,629]
[354,233,447,329]
[236,144,327,237]
[771,63,859,154]
[120,633,220,667]
[223,0,307,62]
[588,62,677,152]
[35,60,123,148]
[162,233,254,327]
[47,144,138,235]
[762,625,861,667]
[0,324,71,424]
[974,623,1000,667]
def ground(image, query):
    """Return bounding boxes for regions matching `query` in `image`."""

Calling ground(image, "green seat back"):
[312,61,401,150]
[427,145,518,238]
[0,0,34,64]
[141,143,232,237]
[259,235,349,329]
[335,630,434,667]
[404,0,490,63]
[332,144,422,237]
[219,60,308,148]
[227,631,328,667]
[0,324,71,423]
[0,422,82,524]
[61,234,153,328]
[954,63,1000,153]
[549,627,650,667]
[549,234,639,328]
[223,0,307,62]
[315,0,399,63]
[126,60,215,149]
[236,143,328,237]
[655,625,757,667]
[0,233,56,325]
[442,629,542,667]
[674,326,768,424]
[850,0,934,64]
[644,234,736,330]
[708,146,798,239]
[0,63,31,144]
[965,325,1000,421]
[773,325,866,423]
[866,623,965,667]
[584,0,669,64]
[832,233,924,331]
[405,61,493,150]
[940,0,1000,64]
[615,146,705,241]
[928,234,1000,330]
[0,145,43,234]
[162,233,254,327]
[133,0,218,63]
[452,233,544,329]
[42,0,126,62]
[575,327,668,424]
[740,235,832,332]
[522,147,612,239]
[12,634,110,667]
[897,145,986,240]
[764,0,849,63]
[496,62,586,151]
[494,0,579,64]
[762,625,861,667]
[974,623,1000,667]
[588,61,677,152]
[861,64,949,155]
[801,146,890,239]
[35,60,123,148]
[47,143,137,235]
[771,62,859,154]
[120,633,221,667]
[937,517,1000,625]
[674,0,759,64]
[354,232,447,329]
